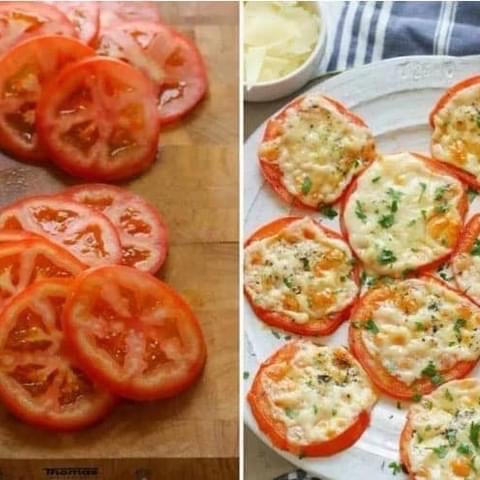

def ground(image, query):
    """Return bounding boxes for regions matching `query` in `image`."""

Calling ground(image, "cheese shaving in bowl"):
[244,1,321,86]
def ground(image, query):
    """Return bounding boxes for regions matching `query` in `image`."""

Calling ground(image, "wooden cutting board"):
[0,2,239,479]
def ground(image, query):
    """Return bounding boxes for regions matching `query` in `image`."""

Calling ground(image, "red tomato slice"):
[0,195,121,267]
[96,21,208,124]
[245,217,360,336]
[36,56,160,181]
[0,35,93,163]
[99,2,162,28]
[0,2,76,56]
[348,275,478,400]
[63,265,207,401]
[0,236,84,309]
[52,1,100,45]
[61,184,168,273]
[0,230,37,243]
[260,96,375,210]
[247,341,373,457]
[0,278,116,431]
[339,152,469,277]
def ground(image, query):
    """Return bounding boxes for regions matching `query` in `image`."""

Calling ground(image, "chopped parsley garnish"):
[271,329,281,339]
[454,318,466,341]
[355,200,367,223]
[313,405,318,415]
[378,214,395,229]
[284,407,298,419]
[434,203,448,214]
[415,322,425,331]
[411,393,423,402]
[431,445,448,458]
[372,176,381,183]
[283,277,294,289]
[363,319,379,334]
[470,421,480,449]
[476,113,480,129]
[445,389,453,401]
[388,462,403,475]
[378,249,397,265]
[421,361,444,385]
[243,371,249,380]
[468,187,478,203]
[301,176,312,195]
[458,443,473,456]
[471,239,480,256]
[396,401,402,410]
[434,185,449,201]
[300,257,310,271]
[446,429,457,447]
[320,205,338,219]
[419,182,427,200]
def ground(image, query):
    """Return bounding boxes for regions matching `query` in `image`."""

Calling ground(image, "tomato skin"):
[0,279,116,431]
[348,275,478,400]
[247,341,372,457]
[340,153,469,277]
[95,21,208,125]
[37,56,160,181]
[62,265,207,401]
[0,35,94,163]
[245,216,359,336]
[60,184,168,273]
[259,95,374,210]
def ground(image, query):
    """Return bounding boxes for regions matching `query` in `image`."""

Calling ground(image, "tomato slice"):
[37,56,160,181]
[0,35,93,163]
[63,265,207,401]
[52,1,100,45]
[96,21,208,124]
[99,2,162,28]
[348,275,479,400]
[0,236,84,309]
[247,341,375,457]
[61,184,168,273]
[0,2,76,56]
[0,230,37,243]
[244,217,360,336]
[0,278,116,430]
[0,195,122,267]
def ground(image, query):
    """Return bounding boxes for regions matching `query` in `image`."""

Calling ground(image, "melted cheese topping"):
[359,278,480,385]
[260,341,376,445]
[244,217,358,324]
[432,83,480,179]
[407,379,480,480]
[453,248,480,305]
[259,94,375,206]
[344,153,464,275]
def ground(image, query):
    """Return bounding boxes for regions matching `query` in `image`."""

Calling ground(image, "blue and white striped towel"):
[277,2,479,479]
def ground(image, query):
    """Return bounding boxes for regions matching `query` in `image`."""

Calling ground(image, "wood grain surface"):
[0,2,239,478]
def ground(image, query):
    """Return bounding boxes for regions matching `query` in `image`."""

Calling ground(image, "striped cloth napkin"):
[275,2,477,479]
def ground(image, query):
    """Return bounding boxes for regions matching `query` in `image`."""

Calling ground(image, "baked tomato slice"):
[244,216,359,336]
[0,2,76,55]
[52,1,100,45]
[0,278,115,431]
[0,236,84,309]
[37,56,160,181]
[61,184,168,273]
[0,195,121,267]
[96,21,208,124]
[247,341,377,457]
[0,35,93,163]
[349,276,480,400]
[62,265,207,401]
[99,1,162,28]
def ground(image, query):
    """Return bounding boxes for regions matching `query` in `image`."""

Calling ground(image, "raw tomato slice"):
[96,21,208,124]
[0,236,84,309]
[99,2,162,28]
[63,266,207,401]
[0,35,93,162]
[0,2,76,56]
[36,56,160,181]
[61,184,168,273]
[0,279,115,431]
[0,195,121,267]
[0,230,37,243]
[52,1,100,45]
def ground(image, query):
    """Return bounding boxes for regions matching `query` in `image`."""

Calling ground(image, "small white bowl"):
[244,1,327,103]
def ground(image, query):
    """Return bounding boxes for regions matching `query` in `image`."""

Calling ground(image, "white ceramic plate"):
[244,55,480,480]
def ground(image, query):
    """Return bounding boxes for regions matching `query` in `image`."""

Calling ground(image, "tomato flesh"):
[62,184,168,273]
[52,1,100,45]
[37,56,160,181]
[0,35,93,162]
[0,195,122,267]
[99,2,162,28]
[96,21,208,124]
[0,279,115,430]
[63,265,206,401]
